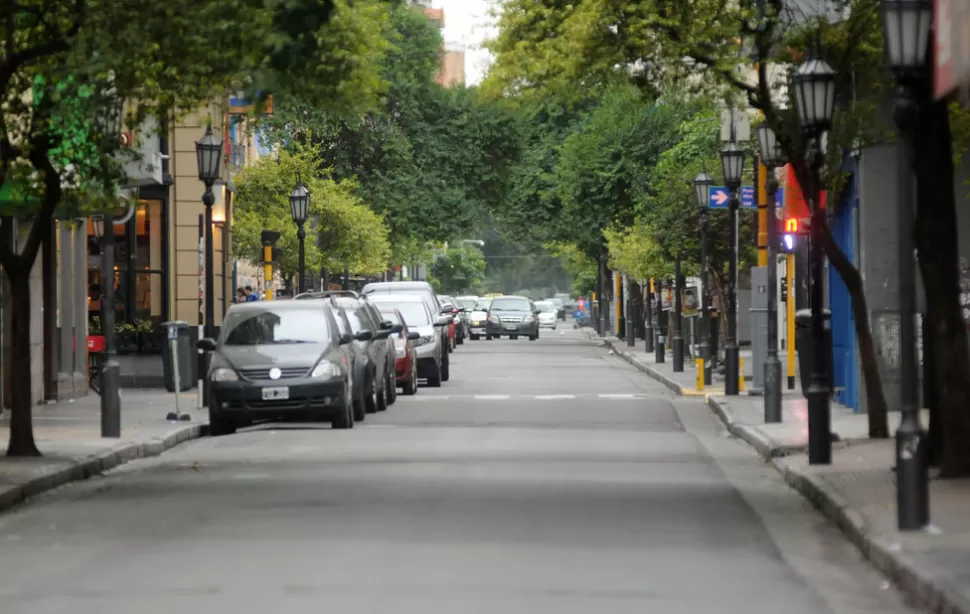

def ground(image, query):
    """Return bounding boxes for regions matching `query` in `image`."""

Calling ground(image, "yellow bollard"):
[263,245,274,301]
[739,357,745,392]
[696,358,705,391]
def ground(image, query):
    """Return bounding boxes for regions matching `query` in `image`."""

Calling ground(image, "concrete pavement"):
[0,390,208,513]
[0,328,919,613]
[601,333,970,614]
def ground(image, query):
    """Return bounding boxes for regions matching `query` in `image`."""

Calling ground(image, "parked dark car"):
[438,294,467,345]
[198,300,357,436]
[329,295,398,421]
[361,281,451,381]
[485,295,540,341]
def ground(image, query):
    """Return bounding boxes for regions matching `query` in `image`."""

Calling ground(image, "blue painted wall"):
[828,163,860,410]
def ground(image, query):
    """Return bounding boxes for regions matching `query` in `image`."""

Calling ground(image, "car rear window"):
[490,298,531,312]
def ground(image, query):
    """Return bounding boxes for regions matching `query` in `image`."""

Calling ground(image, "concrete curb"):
[602,336,970,614]
[0,422,208,516]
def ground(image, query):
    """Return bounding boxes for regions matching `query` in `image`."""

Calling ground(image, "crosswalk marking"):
[474,394,511,400]
[535,394,576,400]
[597,393,636,399]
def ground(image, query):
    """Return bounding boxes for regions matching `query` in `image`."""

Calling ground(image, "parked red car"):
[379,307,419,395]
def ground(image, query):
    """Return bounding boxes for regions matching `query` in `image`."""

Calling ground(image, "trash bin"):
[159,321,193,392]
[794,308,833,393]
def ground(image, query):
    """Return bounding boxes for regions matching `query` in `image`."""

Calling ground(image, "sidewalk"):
[0,389,208,514]
[598,332,970,614]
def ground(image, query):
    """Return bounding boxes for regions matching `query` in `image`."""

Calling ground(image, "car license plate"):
[262,386,289,401]
[504,323,516,330]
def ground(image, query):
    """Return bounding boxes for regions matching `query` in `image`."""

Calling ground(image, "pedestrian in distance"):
[245,285,259,302]
[236,288,246,304]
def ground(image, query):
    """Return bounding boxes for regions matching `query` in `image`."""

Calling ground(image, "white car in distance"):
[467,298,492,340]
[534,300,559,330]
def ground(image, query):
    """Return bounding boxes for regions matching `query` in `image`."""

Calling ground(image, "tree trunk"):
[6,265,40,457]
[913,92,970,477]
[817,222,890,438]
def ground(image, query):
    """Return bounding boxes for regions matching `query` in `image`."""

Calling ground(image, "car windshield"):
[473,299,492,311]
[368,299,430,326]
[457,298,478,309]
[345,310,364,334]
[552,298,564,307]
[491,298,531,312]
[380,310,402,324]
[535,301,557,313]
[222,307,331,345]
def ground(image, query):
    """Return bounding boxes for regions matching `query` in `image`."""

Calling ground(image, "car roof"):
[367,293,425,303]
[492,295,529,301]
[362,281,433,292]
[228,299,332,312]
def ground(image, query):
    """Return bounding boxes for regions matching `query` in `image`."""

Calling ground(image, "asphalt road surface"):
[0,327,920,614]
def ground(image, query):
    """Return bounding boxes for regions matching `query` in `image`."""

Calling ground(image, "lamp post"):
[792,54,837,465]
[195,125,222,340]
[94,93,124,438]
[694,170,715,386]
[289,176,310,294]
[757,123,788,423]
[721,141,745,396]
[672,256,684,372]
[881,0,931,530]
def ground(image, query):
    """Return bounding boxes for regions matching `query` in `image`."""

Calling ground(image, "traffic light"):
[779,217,802,253]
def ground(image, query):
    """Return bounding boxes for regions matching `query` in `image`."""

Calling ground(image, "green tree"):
[0,0,393,456]
[485,0,899,450]
[430,248,487,295]
[233,145,391,286]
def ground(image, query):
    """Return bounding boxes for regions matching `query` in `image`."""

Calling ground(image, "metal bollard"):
[739,357,745,393]
[165,326,190,421]
[696,358,705,391]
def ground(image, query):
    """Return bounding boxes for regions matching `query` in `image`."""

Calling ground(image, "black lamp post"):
[757,123,788,423]
[94,93,124,438]
[694,170,715,385]
[195,124,222,340]
[289,176,311,294]
[672,255,684,372]
[720,141,745,396]
[792,53,837,465]
[881,0,931,530]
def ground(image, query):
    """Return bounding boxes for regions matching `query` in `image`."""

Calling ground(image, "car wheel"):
[457,333,464,345]
[386,369,397,405]
[208,408,237,437]
[529,334,537,341]
[332,383,354,430]
[485,334,492,340]
[366,374,380,414]
[427,360,442,387]
[352,377,367,422]
[403,360,418,395]
[510,335,518,340]
[376,377,388,412]
[470,334,479,341]
[441,353,450,382]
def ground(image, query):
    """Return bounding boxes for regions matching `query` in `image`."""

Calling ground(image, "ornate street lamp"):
[289,176,311,294]
[720,141,746,396]
[195,124,222,341]
[881,0,931,531]
[792,53,837,465]
[757,123,789,424]
[693,170,715,386]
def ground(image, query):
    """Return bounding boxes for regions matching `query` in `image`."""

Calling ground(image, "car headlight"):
[415,335,434,347]
[523,315,536,323]
[488,315,500,324]
[311,361,342,379]
[211,367,238,382]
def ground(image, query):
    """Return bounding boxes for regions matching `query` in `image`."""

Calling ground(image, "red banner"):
[782,165,826,226]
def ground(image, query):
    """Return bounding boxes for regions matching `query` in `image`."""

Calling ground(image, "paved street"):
[0,328,920,613]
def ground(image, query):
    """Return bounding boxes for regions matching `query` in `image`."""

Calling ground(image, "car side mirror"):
[354,330,374,342]
[407,331,421,340]
[434,316,450,327]
[391,323,404,334]
[374,329,392,340]
[197,338,217,352]
[380,320,393,330]
[338,333,353,345]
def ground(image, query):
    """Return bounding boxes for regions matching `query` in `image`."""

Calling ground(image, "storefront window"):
[87,198,165,330]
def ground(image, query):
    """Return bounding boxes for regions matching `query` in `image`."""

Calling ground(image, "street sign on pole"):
[709,186,783,210]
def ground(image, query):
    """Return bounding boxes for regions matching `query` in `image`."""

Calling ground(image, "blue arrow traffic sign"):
[708,186,783,210]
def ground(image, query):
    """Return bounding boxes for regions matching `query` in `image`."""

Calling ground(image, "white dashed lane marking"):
[402,393,651,401]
